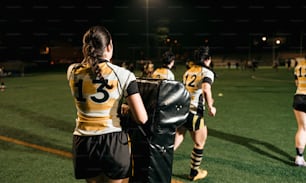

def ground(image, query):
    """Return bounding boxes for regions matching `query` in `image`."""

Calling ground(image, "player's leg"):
[187,116,208,181]
[173,126,187,151]
[86,174,107,183]
[294,109,306,166]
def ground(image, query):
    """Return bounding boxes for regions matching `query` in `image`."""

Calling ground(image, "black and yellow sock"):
[189,148,203,177]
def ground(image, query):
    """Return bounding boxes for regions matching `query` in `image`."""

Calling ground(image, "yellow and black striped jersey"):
[67,61,138,136]
[151,67,175,80]
[294,60,306,95]
[183,65,214,115]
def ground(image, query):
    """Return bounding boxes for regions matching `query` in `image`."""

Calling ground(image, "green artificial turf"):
[0,65,305,183]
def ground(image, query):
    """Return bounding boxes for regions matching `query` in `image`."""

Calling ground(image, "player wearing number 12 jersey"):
[174,46,216,181]
[67,25,148,183]
[293,57,306,167]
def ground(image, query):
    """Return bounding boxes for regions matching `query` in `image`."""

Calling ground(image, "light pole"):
[300,30,304,57]
[261,36,281,64]
[248,36,252,62]
[272,38,281,64]
[145,0,149,58]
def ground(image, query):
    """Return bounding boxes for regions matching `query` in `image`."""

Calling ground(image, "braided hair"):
[82,26,113,89]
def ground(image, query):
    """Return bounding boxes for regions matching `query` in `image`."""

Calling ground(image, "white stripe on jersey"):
[151,67,175,80]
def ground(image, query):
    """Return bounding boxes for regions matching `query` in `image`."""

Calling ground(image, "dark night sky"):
[1,0,305,60]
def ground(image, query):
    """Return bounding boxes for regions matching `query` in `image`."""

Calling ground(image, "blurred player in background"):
[141,60,154,78]
[0,66,6,91]
[151,51,175,80]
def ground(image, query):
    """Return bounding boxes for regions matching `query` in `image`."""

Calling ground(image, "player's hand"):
[208,106,216,117]
[121,104,130,114]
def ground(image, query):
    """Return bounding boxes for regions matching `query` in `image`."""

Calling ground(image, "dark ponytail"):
[82,26,113,88]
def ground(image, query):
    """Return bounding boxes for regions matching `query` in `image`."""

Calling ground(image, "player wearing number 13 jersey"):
[68,59,137,135]
[174,46,216,181]
[67,26,148,183]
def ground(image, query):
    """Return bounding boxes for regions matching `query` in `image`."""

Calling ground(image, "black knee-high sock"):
[189,148,203,176]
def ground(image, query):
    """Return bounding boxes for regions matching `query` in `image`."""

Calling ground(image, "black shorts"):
[182,112,206,131]
[293,94,306,113]
[73,132,131,179]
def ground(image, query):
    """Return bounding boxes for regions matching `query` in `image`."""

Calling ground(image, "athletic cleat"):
[295,156,306,166]
[188,169,208,181]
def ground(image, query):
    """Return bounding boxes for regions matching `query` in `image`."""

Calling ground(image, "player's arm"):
[125,80,148,124]
[126,93,148,124]
[294,75,298,87]
[202,78,216,117]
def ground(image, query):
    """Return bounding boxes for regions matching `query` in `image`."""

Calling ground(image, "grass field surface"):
[0,64,305,183]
